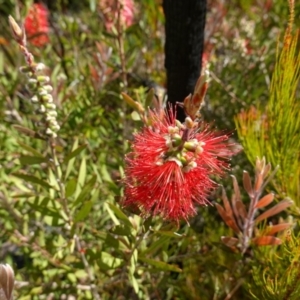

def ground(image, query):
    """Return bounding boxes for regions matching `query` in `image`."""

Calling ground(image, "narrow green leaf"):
[145,88,154,108]
[121,92,144,113]
[19,155,48,165]
[40,197,51,208]
[138,257,182,272]
[73,176,97,206]
[105,203,120,225]
[13,125,45,140]
[17,141,44,157]
[143,236,170,255]
[65,139,79,180]
[12,173,53,190]
[154,230,184,238]
[128,272,139,293]
[74,201,93,222]
[78,157,87,188]
[27,201,62,219]
[104,233,119,249]
[48,169,59,195]
[107,202,132,228]
[65,178,77,198]
[99,252,123,270]
[12,193,36,198]
[63,144,87,164]
[110,225,132,236]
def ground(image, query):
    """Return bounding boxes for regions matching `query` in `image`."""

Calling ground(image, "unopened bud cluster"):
[9,16,59,139]
[159,117,205,173]
[21,64,60,138]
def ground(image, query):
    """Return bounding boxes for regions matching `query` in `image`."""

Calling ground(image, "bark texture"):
[163,0,207,121]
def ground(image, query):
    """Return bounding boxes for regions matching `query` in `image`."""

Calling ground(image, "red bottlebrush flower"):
[123,109,235,222]
[24,3,50,47]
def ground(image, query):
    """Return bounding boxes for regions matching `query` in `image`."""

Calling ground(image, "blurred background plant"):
[0,0,299,299]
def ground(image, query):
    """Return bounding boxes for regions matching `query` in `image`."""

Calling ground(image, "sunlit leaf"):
[255,199,293,223]
[145,88,155,108]
[65,139,79,180]
[17,141,44,157]
[19,155,48,165]
[107,202,132,228]
[236,201,247,219]
[221,236,239,247]
[255,193,274,209]
[243,171,253,197]
[221,187,232,215]
[65,178,77,198]
[73,176,97,206]
[143,236,170,255]
[78,157,87,188]
[110,225,132,236]
[215,203,241,234]
[121,92,144,113]
[154,230,183,238]
[12,173,53,190]
[128,272,139,293]
[252,236,282,246]
[99,252,123,270]
[230,176,244,228]
[13,125,45,140]
[74,201,93,222]
[63,144,87,164]
[138,257,182,272]
[265,223,292,235]
[131,111,141,121]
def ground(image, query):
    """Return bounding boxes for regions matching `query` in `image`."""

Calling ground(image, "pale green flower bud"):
[46,115,55,122]
[37,75,50,84]
[171,133,182,147]
[35,63,46,71]
[184,139,199,152]
[43,85,53,93]
[31,95,39,103]
[183,161,197,173]
[38,89,48,96]
[39,105,46,113]
[45,102,56,110]
[42,94,53,103]
[168,126,179,134]
[47,110,58,117]
[46,128,53,135]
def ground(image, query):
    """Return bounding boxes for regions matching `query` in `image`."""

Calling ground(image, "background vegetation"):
[0,0,299,299]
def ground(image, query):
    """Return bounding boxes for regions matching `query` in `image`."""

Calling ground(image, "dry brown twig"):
[216,157,293,254]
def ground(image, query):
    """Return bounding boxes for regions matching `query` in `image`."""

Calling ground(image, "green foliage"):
[235,7,300,203]
[249,230,300,300]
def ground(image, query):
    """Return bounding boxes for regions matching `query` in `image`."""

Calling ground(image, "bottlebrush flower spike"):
[123,107,235,222]
[24,3,50,47]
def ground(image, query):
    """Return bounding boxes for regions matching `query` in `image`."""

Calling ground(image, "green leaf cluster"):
[249,230,300,300]
[235,17,300,203]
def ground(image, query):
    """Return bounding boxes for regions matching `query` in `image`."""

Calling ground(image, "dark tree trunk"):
[163,0,207,122]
